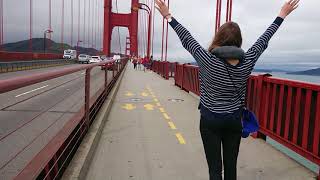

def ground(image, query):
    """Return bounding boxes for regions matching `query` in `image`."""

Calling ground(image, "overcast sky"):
[2,0,320,66]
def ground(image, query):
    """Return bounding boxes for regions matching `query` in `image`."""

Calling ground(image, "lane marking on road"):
[176,133,186,144]
[156,102,161,107]
[163,113,170,120]
[122,104,136,110]
[141,92,149,97]
[159,108,165,113]
[144,104,154,111]
[153,98,159,102]
[168,122,177,130]
[15,85,49,97]
[125,91,135,97]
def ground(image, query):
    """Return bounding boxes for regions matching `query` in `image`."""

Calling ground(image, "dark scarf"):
[210,46,245,63]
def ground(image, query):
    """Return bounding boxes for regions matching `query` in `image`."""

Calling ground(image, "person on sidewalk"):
[155,0,299,180]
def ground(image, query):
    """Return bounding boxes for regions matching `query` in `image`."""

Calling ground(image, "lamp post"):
[44,29,53,53]
[77,40,83,54]
[139,3,151,60]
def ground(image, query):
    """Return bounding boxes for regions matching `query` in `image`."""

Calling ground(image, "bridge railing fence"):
[0,51,63,61]
[0,58,128,180]
[154,61,320,177]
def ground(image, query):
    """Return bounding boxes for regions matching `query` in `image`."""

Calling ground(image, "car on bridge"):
[78,54,91,64]
[89,56,102,63]
[63,49,77,60]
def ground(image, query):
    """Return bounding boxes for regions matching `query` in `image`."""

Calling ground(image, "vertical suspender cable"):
[48,0,52,51]
[226,0,230,22]
[229,0,233,21]
[29,0,33,52]
[91,0,93,48]
[88,0,91,47]
[71,0,74,46]
[78,0,80,46]
[61,0,64,51]
[0,0,3,50]
[164,0,170,61]
[160,0,166,61]
[151,0,155,56]
[83,0,86,47]
[94,0,97,48]
[115,0,122,54]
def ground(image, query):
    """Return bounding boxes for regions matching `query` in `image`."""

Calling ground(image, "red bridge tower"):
[103,0,139,56]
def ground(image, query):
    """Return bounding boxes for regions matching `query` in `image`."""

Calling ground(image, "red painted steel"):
[156,62,320,178]
[103,0,139,56]
[0,51,63,61]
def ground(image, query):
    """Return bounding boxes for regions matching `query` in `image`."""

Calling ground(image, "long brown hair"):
[208,22,242,52]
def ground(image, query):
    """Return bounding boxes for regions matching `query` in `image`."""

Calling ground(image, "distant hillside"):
[287,68,320,76]
[2,38,102,55]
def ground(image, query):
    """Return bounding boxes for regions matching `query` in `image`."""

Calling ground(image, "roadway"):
[0,64,114,179]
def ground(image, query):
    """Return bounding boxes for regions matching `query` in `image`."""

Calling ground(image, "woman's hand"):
[279,0,300,19]
[155,0,171,18]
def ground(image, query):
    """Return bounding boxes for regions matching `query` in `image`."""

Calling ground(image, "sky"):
[2,0,320,69]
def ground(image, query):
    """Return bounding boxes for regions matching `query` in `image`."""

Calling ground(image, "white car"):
[113,55,121,64]
[78,54,91,64]
[90,56,102,63]
[63,49,77,59]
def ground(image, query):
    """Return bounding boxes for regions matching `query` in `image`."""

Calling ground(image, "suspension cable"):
[164,0,170,61]
[77,0,80,46]
[151,0,155,56]
[115,0,122,54]
[0,0,3,50]
[83,0,86,47]
[160,0,166,61]
[61,0,64,51]
[71,0,74,46]
[29,0,33,52]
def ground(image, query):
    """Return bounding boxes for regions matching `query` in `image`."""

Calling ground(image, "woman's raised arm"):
[246,0,300,66]
[155,0,218,69]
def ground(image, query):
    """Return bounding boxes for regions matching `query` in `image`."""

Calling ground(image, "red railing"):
[0,58,128,179]
[0,51,63,62]
[158,62,320,178]
[151,60,170,80]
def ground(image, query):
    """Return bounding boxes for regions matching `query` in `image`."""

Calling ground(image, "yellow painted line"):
[125,92,135,97]
[163,113,170,120]
[144,104,154,111]
[153,98,158,102]
[122,104,136,111]
[176,133,186,144]
[159,108,165,113]
[168,122,177,130]
[156,102,161,107]
[141,92,149,97]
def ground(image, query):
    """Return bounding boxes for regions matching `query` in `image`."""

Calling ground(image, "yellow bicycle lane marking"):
[146,86,187,145]
[122,104,136,111]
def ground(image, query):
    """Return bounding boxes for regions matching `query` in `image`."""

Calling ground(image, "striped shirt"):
[169,17,284,114]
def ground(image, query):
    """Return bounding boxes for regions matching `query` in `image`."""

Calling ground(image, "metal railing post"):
[105,66,108,90]
[85,68,91,128]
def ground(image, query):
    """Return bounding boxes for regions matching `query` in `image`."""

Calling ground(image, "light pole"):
[77,40,83,54]
[44,29,53,53]
[139,3,151,61]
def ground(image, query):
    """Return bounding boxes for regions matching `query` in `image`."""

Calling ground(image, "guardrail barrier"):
[152,61,320,179]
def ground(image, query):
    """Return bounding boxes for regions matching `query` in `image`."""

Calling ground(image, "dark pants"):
[200,110,242,180]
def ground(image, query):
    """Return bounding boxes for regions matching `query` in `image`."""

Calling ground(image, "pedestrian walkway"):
[85,65,316,180]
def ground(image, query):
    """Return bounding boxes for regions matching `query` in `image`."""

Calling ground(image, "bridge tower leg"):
[103,0,139,57]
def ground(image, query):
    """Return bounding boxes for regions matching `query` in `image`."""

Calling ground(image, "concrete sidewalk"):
[85,65,316,180]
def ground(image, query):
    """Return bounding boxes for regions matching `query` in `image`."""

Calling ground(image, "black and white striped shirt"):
[169,17,284,114]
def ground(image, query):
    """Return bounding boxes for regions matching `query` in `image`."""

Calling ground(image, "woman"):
[155,0,299,180]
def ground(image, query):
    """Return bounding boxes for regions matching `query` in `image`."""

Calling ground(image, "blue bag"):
[241,108,259,138]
